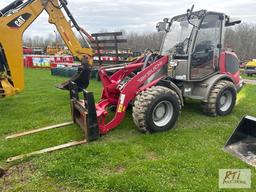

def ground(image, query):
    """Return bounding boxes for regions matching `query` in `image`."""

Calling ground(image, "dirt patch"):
[115,165,126,173]
[0,162,37,191]
[244,79,256,85]
[145,151,159,161]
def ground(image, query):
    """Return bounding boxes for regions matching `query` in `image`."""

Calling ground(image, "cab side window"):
[191,14,222,79]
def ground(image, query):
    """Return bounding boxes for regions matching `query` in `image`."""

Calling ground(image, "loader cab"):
[158,10,226,81]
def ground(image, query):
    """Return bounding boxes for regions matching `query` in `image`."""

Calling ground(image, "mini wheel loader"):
[4,5,246,162]
[81,7,244,135]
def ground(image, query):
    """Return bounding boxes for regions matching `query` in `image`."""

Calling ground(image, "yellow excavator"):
[0,0,95,97]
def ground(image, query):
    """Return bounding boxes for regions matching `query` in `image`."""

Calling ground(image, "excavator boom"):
[0,0,94,97]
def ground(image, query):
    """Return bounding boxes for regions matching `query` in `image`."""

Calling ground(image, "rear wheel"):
[201,80,237,116]
[132,86,181,133]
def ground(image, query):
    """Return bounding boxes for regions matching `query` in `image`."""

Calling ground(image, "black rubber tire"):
[132,86,181,133]
[201,80,237,116]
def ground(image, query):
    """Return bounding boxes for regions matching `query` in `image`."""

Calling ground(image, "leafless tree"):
[23,33,64,48]
[23,22,256,61]
[120,31,164,52]
[225,23,256,61]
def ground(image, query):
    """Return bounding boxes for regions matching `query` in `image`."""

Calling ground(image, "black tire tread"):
[132,86,181,132]
[201,80,236,116]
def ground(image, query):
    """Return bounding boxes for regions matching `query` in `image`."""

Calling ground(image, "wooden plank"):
[93,39,127,44]
[6,140,87,162]
[6,122,74,140]
[91,46,117,50]
[115,53,133,57]
[92,32,123,37]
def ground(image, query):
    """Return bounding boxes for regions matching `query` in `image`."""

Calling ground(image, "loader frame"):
[6,55,172,161]
[95,56,170,134]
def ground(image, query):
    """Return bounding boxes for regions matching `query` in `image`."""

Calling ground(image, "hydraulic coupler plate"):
[69,81,100,141]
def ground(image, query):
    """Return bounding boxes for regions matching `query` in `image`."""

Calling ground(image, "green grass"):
[1,69,256,191]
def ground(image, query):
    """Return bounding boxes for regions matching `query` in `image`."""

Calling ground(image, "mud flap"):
[224,116,256,167]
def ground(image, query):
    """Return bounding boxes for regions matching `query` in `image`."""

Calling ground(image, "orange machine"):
[0,0,94,97]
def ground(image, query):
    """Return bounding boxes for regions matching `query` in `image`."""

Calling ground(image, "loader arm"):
[0,0,94,97]
[45,0,94,62]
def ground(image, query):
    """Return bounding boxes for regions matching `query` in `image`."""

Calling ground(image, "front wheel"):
[132,86,181,133]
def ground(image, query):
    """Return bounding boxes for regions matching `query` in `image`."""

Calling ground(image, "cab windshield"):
[161,16,200,56]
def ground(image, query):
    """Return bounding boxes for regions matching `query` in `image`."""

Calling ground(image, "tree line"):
[23,23,256,61]
[225,23,256,61]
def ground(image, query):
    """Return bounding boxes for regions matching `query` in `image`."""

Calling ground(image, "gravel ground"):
[244,79,256,85]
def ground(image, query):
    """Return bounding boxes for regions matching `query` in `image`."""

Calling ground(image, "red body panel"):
[23,47,33,55]
[96,56,169,134]
[219,51,241,84]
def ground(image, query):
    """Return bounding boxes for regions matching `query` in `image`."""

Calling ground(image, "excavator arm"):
[0,0,94,97]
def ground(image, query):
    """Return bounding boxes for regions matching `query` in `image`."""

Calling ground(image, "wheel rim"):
[152,101,173,127]
[219,90,233,112]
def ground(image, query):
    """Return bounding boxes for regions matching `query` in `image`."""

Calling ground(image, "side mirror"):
[225,18,241,27]
[156,22,168,32]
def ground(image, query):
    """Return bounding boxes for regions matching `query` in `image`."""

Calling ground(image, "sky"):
[0,0,256,38]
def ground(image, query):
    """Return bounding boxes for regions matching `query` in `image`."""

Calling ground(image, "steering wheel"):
[166,38,190,55]
[142,53,160,70]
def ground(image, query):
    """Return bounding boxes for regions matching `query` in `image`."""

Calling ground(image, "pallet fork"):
[6,82,100,162]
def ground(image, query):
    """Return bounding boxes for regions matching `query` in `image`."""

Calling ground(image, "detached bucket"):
[224,116,256,167]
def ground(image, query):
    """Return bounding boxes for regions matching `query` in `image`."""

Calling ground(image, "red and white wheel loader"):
[4,4,245,162]
[75,7,244,140]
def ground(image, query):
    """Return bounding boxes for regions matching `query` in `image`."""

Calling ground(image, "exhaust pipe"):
[224,116,256,167]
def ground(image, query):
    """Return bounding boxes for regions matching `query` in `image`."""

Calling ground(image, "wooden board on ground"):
[7,140,87,162]
[6,122,74,140]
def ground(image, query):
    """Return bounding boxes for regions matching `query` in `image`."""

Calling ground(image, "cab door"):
[190,13,223,80]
